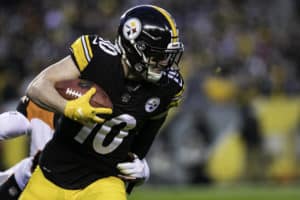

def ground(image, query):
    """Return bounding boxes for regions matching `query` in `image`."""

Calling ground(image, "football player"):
[0,96,55,199]
[0,98,150,199]
[20,5,184,200]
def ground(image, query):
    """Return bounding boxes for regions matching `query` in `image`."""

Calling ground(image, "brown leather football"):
[55,79,112,108]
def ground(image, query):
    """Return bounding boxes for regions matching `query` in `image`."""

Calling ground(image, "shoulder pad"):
[70,35,120,72]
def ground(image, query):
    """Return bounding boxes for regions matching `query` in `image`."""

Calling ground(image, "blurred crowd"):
[0,0,300,185]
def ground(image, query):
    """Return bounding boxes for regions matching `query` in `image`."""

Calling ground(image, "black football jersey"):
[39,35,184,189]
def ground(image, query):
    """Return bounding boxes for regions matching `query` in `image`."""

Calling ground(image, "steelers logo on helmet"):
[145,97,160,113]
[123,18,142,41]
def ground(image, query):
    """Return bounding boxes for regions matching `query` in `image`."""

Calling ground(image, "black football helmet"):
[117,5,184,82]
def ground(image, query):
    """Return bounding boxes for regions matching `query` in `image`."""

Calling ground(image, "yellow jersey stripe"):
[82,36,94,62]
[151,111,168,120]
[168,98,182,108]
[84,35,93,59]
[71,37,88,71]
[151,6,178,42]
[169,87,184,108]
[174,88,184,98]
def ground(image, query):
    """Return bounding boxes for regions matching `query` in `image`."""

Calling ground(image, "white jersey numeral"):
[74,114,136,154]
[93,36,118,56]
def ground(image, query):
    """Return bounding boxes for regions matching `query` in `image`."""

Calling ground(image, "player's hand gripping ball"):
[55,79,113,124]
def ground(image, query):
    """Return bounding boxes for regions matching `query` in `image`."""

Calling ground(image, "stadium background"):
[0,0,300,199]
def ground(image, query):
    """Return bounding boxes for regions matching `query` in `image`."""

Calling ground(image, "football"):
[55,79,113,108]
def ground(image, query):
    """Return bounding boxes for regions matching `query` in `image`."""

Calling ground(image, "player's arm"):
[26,55,79,113]
[130,77,183,157]
[0,111,31,140]
[117,116,166,181]
[131,116,167,158]
[26,36,112,123]
[120,116,166,193]
[121,86,183,188]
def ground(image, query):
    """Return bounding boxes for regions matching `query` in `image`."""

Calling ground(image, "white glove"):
[117,154,150,185]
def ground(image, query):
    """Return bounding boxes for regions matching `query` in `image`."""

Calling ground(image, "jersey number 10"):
[74,114,136,154]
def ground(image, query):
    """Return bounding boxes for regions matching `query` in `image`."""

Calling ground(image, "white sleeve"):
[0,157,33,190]
[0,111,32,140]
[29,118,54,156]
[14,157,34,190]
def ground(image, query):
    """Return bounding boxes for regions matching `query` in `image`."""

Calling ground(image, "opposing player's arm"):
[0,111,31,140]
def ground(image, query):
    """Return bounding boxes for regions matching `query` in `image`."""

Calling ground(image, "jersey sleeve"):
[149,71,184,120]
[70,35,120,75]
[69,35,95,72]
[131,116,166,158]
[168,86,184,108]
[0,111,31,140]
[165,68,185,109]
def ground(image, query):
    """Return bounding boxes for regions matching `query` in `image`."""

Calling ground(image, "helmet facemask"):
[137,41,183,82]
[118,36,184,83]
